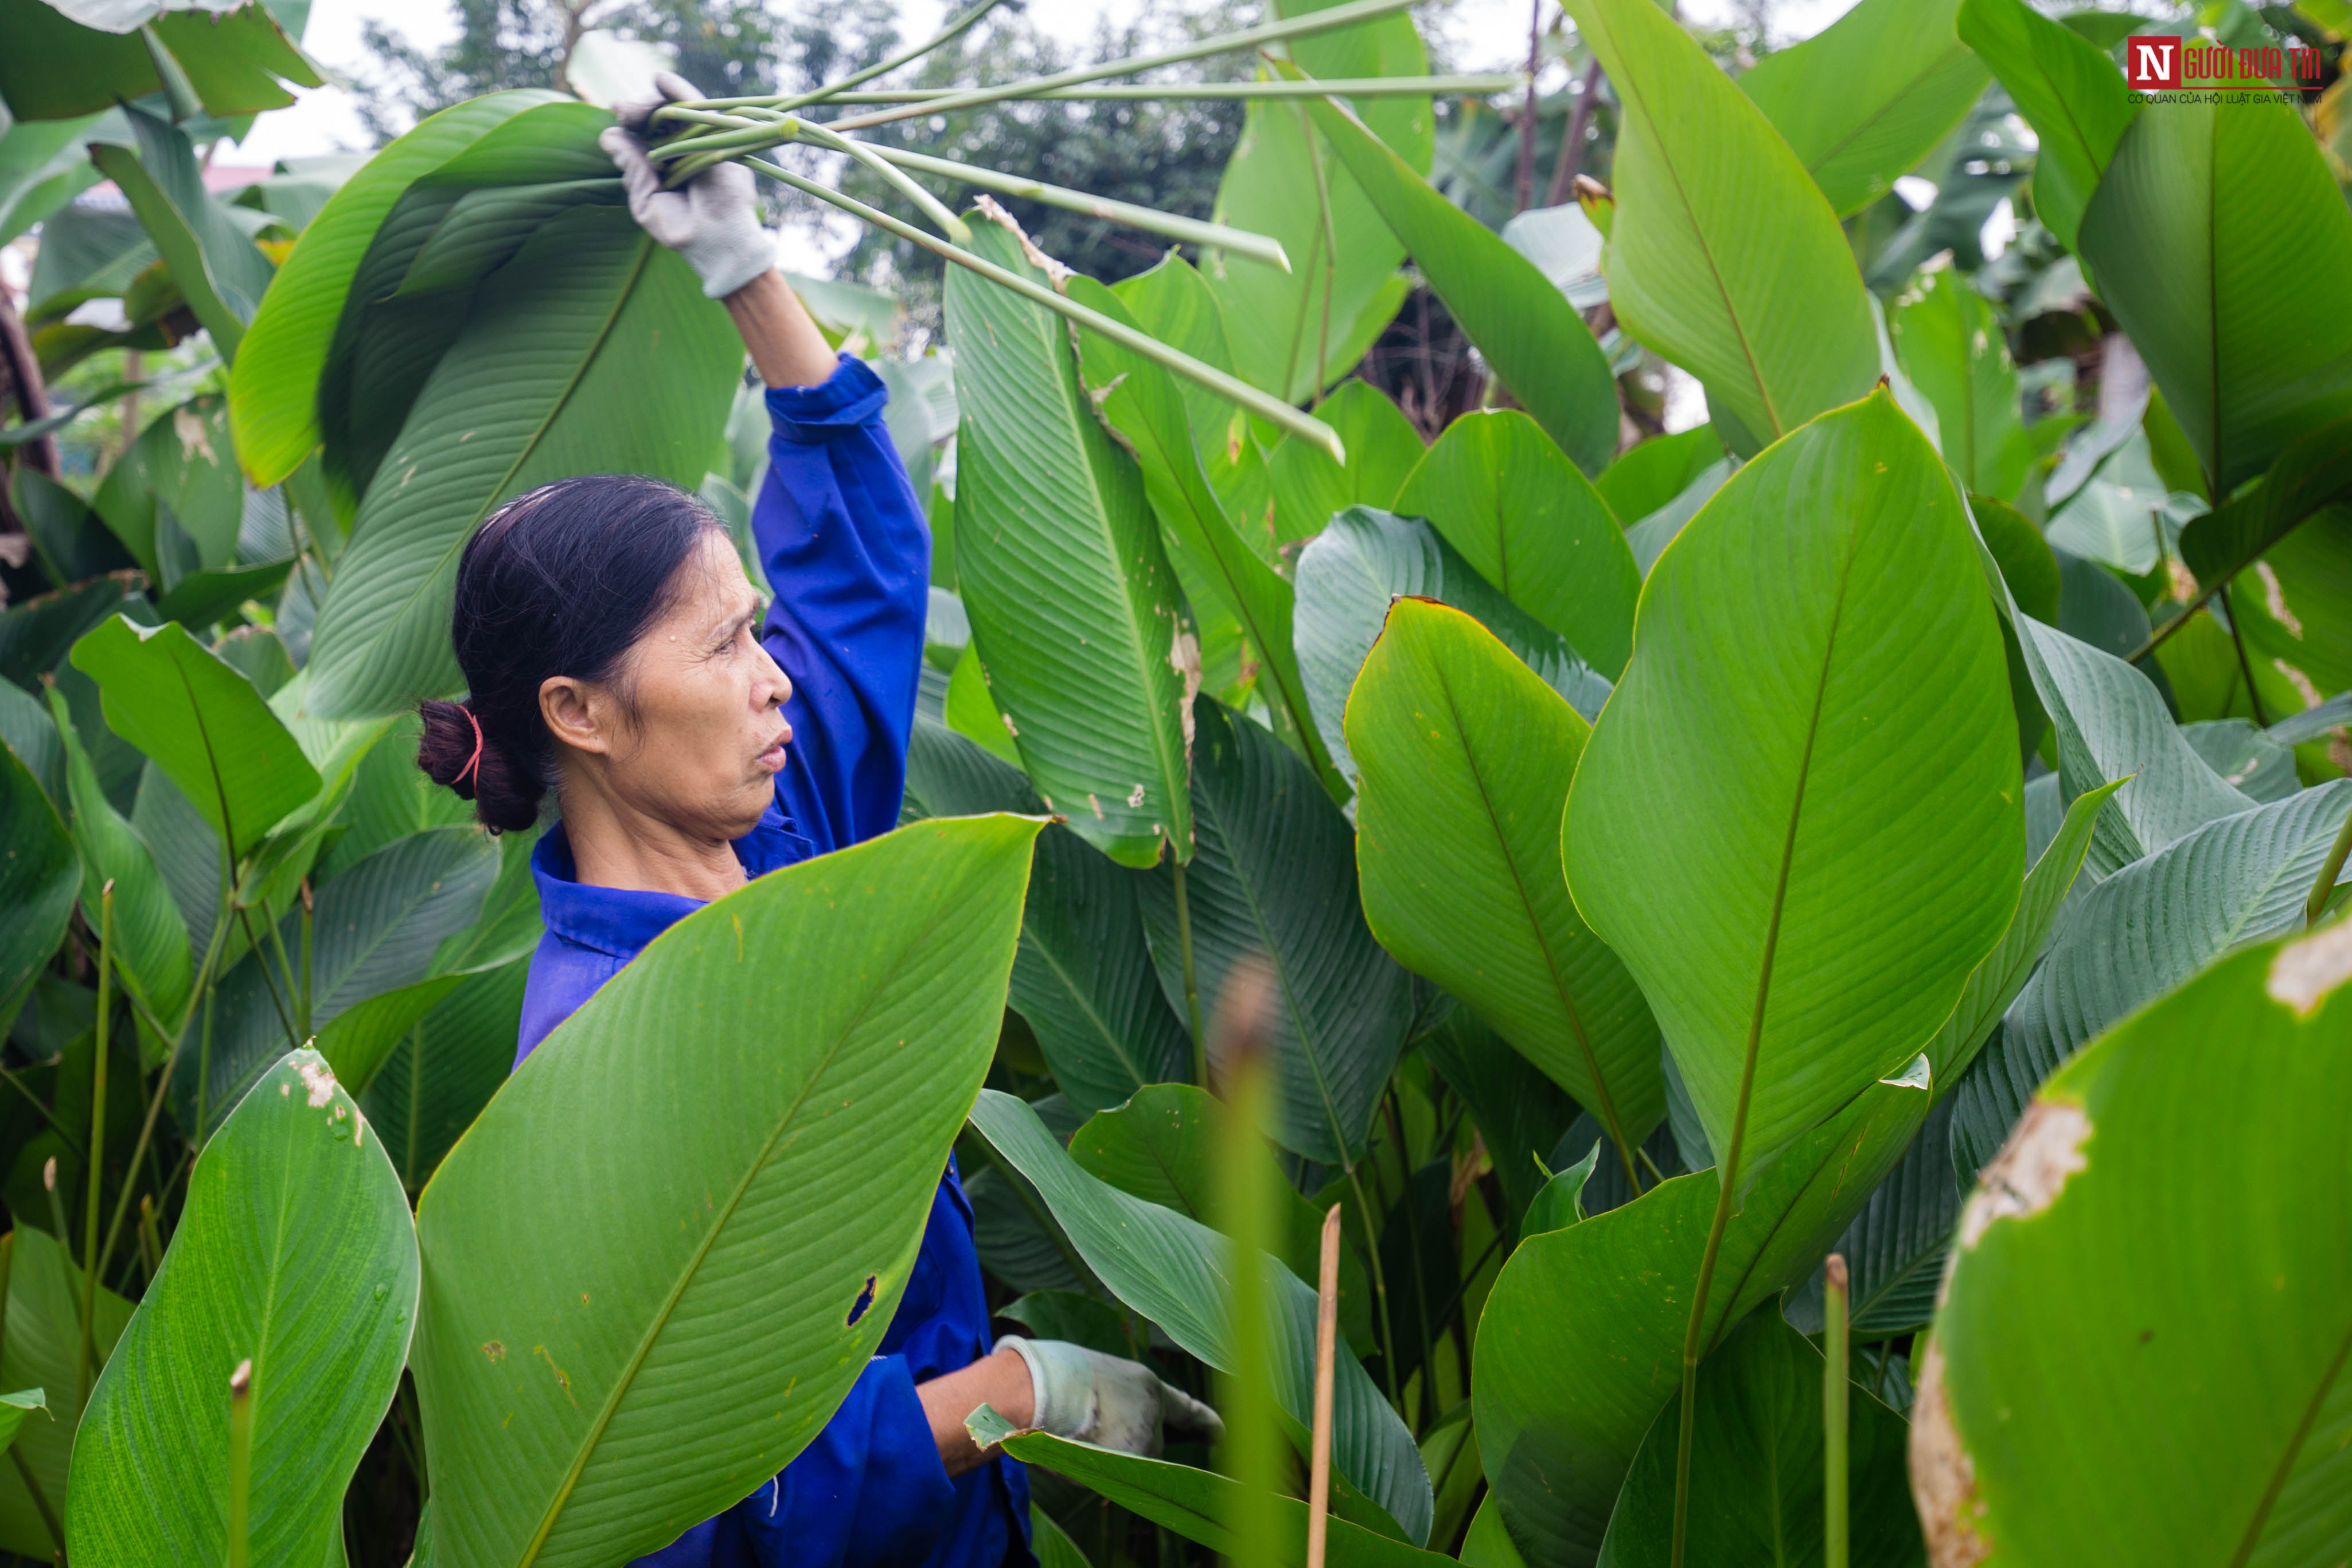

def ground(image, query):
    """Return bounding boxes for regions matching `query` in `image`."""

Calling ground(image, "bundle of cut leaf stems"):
[637,0,1519,462]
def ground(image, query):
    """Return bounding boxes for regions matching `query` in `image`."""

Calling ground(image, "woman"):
[414,78,1217,1568]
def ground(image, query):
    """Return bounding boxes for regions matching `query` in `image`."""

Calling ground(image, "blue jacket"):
[512,355,1032,1568]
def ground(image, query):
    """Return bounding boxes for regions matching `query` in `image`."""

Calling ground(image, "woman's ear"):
[540,675,615,758]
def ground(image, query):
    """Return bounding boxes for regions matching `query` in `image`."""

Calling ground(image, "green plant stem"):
[2307,803,2352,927]
[297,881,314,1039]
[739,155,1347,460]
[104,909,232,1277]
[734,75,1524,104]
[824,0,1423,132]
[1300,107,1339,409]
[1170,858,1208,1086]
[1344,1164,1403,1409]
[1824,1253,1850,1568]
[8,1448,63,1561]
[0,1061,84,1157]
[2215,582,2271,728]
[237,905,303,1051]
[80,884,114,1416]
[860,143,1290,270]
[41,1162,69,1266]
[228,1359,254,1568]
[267,910,303,1040]
[670,0,1010,117]
[795,123,971,240]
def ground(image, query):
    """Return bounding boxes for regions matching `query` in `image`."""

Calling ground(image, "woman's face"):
[540,531,793,842]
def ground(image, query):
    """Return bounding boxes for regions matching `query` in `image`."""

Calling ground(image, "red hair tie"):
[455,705,485,788]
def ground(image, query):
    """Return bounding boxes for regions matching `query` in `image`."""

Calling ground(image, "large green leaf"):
[87,106,274,365]
[318,103,624,504]
[1955,0,2135,256]
[1268,381,1426,549]
[901,717,1190,1111]
[360,955,529,1192]
[231,91,567,486]
[1294,87,1617,478]
[1565,391,2021,1175]
[1595,427,1722,529]
[70,615,321,861]
[1952,782,2352,1183]
[1597,1310,1922,1566]
[0,1228,133,1556]
[1785,1097,1963,1341]
[2078,95,2352,497]
[1349,599,1663,1175]
[970,1411,1448,1567]
[1921,781,2117,1090]
[1916,929,2352,1567]
[946,217,1193,868]
[2176,416,2352,602]
[1394,411,1638,676]
[1067,276,1331,782]
[46,687,192,1037]
[2016,615,2249,876]
[1295,506,1611,785]
[67,1048,417,1567]
[412,816,1038,1567]
[1134,700,1411,1165]
[91,395,242,582]
[969,1089,1433,1544]
[1736,0,1988,219]
[1205,0,1430,405]
[1890,267,2031,504]
[1473,1068,1932,1566]
[1564,0,1878,455]
[175,826,501,1137]
[0,0,319,123]
[0,738,77,1028]
[304,206,736,717]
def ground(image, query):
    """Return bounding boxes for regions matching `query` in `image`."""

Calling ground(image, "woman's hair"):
[416,475,724,832]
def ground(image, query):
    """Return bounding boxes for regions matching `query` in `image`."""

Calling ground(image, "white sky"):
[227,0,1862,170]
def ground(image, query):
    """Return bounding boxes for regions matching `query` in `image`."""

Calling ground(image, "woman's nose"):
[758,645,792,708]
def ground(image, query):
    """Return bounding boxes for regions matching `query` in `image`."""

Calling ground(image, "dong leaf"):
[305,206,736,717]
[1597,1312,1922,1566]
[946,217,1193,868]
[2016,615,2249,876]
[1268,382,1426,549]
[87,106,272,365]
[66,1050,418,1568]
[1295,506,1611,784]
[2175,415,2352,600]
[70,615,321,861]
[413,817,1037,1567]
[360,955,529,1192]
[969,1089,1434,1544]
[1293,85,1618,478]
[231,91,568,487]
[1563,0,1878,455]
[1785,1095,1964,1340]
[0,738,77,1028]
[1737,0,1989,218]
[1349,600,1663,1176]
[1067,275,1330,782]
[1891,266,2033,504]
[2078,94,2352,497]
[0,1230,132,1557]
[1206,0,1430,404]
[970,1411,1449,1567]
[0,0,319,123]
[900,720,1191,1109]
[1565,390,2021,1178]
[1134,701,1412,1165]
[1953,782,2352,1183]
[1956,0,2135,256]
[1394,411,1639,676]
[175,826,501,1138]
[1473,1067,1931,1566]
[1917,930,2352,1567]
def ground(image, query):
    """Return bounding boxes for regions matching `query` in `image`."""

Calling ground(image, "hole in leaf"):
[847,1275,877,1327]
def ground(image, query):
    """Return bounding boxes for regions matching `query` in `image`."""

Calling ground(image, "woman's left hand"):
[997,1336,1225,1458]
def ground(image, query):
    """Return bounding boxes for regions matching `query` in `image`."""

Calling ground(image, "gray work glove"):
[997,1336,1224,1457]
[598,71,775,299]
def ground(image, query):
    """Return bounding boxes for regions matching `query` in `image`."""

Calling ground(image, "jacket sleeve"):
[756,353,930,855]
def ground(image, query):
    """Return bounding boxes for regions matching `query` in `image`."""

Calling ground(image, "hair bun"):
[416,699,539,834]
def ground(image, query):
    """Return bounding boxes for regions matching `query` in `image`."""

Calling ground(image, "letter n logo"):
[2127,37,2180,89]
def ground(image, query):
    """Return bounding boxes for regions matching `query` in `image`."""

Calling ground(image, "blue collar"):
[531,798,818,962]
